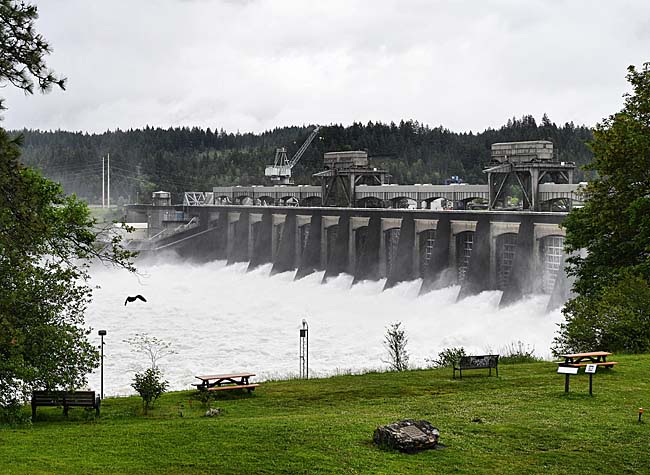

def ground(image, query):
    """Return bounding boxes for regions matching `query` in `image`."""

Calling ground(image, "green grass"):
[2,355,649,474]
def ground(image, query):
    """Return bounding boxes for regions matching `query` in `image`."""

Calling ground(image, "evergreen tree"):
[0,0,66,111]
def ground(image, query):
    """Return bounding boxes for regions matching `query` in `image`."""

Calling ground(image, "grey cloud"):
[3,0,648,133]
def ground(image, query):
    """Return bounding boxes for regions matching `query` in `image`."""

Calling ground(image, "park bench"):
[31,390,101,418]
[453,355,499,379]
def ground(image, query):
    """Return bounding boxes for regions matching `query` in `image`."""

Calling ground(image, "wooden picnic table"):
[193,372,259,392]
[556,352,618,394]
[558,351,618,368]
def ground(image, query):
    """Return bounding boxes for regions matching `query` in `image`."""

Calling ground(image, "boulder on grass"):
[373,419,440,453]
[204,407,222,417]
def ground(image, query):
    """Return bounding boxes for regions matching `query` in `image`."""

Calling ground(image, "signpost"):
[558,364,598,395]
[585,364,597,396]
[557,365,579,393]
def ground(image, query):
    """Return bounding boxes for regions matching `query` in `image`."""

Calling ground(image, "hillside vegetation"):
[13,115,593,205]
[2,355,647,474]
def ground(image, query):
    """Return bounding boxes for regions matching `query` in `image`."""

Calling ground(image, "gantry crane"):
[264,126,321,184]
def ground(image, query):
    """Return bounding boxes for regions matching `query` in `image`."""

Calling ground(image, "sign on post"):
[557,366,579,375]
[557,365,578,394]
[585,364,598,395]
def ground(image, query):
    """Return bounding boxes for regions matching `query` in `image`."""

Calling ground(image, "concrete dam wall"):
[127,205,572,309]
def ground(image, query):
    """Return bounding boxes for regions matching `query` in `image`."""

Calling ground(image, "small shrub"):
[131,367,168,414]
[426,347,466,368]
[125,332,174,415]
[499,341,541,364]
[193,389,213,408]
[0,399,32,427]
[382,322,409,371]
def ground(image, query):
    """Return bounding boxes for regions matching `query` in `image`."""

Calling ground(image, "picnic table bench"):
[193,373,259,393]
[453,355,499,379]
[31,390,101,418]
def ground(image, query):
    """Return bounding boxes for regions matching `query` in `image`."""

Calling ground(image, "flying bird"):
[124,295,147,306]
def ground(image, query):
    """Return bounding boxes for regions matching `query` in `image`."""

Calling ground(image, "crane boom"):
[288,126,320,168]
[264,126,320,184]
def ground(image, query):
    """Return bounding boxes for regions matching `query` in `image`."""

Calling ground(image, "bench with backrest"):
[31,390,100,418]
[453,355,499,379]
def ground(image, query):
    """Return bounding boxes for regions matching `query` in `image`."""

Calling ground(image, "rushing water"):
[85,256,563,396]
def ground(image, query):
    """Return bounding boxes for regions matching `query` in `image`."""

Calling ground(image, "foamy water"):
[85,257,564,396]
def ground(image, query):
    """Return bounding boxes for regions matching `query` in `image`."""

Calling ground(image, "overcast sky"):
[2,0,648,134]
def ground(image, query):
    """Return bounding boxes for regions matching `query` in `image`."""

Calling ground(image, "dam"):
[124,141,580,309]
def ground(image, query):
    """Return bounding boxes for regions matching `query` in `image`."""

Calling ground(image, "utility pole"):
[102,156,105,208]
[107,153,110,208]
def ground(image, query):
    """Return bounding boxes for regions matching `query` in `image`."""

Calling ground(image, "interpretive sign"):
[557,366,579,375]
[585,364,597,374]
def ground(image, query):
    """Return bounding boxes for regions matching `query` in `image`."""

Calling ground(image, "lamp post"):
[299,319,308,379]
[98,330,106,399]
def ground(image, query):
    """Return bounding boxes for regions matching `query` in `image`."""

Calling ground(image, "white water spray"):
[86,259,563,396]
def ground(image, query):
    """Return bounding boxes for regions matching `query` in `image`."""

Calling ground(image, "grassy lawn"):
[1,355,648,474]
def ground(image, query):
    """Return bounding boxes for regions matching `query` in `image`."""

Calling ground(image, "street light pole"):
[299,319,309,379]
[98,330,106,399]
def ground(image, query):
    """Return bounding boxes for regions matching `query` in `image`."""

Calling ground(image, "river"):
[85,256,563,396]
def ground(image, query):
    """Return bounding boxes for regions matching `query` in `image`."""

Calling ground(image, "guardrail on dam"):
[126,204,572,309]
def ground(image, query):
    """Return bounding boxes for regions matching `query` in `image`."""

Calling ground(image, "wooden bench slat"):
[567,361,619,367]
[207,384,260,392]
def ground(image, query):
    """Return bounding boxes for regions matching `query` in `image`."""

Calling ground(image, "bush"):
[499,341,541,364]
[0,399,31,427]
[382,322,409,371]
[193,388,214,408]
[426,347,466,368]
[132,367,168,414]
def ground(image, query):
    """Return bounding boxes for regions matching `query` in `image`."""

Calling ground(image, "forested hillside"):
[13,114,593,205]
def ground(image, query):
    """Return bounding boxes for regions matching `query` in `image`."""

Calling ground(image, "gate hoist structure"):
[312,150,390,207]
[484,141,576,211]
[265,126,321,184]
